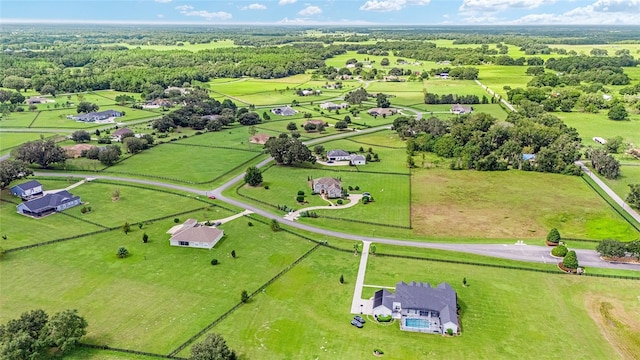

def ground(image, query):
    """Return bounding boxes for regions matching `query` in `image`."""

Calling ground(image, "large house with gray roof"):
[69,110,123,122]
[373,281,459,335]
[312,177,342,199]
[16,190,81,218]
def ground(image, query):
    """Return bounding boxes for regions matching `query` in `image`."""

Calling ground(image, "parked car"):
[350,319,363,328]
[208,195,216,199]
[214,221,222,226]
[354,315,366,324]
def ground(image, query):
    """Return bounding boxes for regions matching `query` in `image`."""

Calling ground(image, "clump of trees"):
[264,135,316,166]
[244,166,263,186]
[425,93,482,105]
[627,184,640,209]
[190,333,237,360]
[588,149,620,179]
[596,239,640,260]
[13,138,67,168]
[0,309,88,358]
[0,160,33,189]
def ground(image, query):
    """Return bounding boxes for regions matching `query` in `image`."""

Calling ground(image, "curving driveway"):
[284,194,363,221]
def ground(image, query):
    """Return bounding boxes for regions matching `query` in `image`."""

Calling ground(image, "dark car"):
[354,315,366,324]
[350,319,363,328]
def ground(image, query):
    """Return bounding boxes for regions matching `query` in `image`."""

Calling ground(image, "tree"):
[241,290,249,303]
[112,188,120,201]
[626,184,640,209]
[608,103,628,120]
[244,166,263,186]
[334,120,348,130]
[562,250,579,269]
[238,112,260,126]
[9,91,25,104]
[99,145,122,166]
[42,309,88,354]
[547,228,561,244]
[231,250,236,258]
[353,243,359,254]
[304,122,317,132]
[2,75,26,92]
[142,233,149,243]
[14,138,67,169]
[39,85,56,97]
[313,145,325,155]
[0,160,33,189]
[248,125,257,137]
[117,246,129,258]
[286,122,297,131]
[463,277,467,286]
[604,136,624,154]
[340,274,344,284]
[627,240,640,260]
[596,239,627,258]
[262,111,271,121]
[380,58,390,66]
[270,219,280,232]
[345,88,368,105]
[589,149,620,179]
[71,130,91,143]
[264,137,316,166]
[189,333,237,360]
[76,102,99,114]
[0,309,49,359]
[376,93,391,108]
[122,222,130,234]
[123,137,147,154]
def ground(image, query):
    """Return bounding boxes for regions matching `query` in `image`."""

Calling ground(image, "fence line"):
[78,343,183,359]
[580,174,640,233]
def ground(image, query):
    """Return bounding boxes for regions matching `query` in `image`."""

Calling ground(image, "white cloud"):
[278,0,297,4]
[359,0,430,13]
[175,5,232,20]
[298,5,322,16]
[507,0,640,25]
[241,3,267,10]
[157,14,165,18]
[155,0,172,3]
[459,0,556,12]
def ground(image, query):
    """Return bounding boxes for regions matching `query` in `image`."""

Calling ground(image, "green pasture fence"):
[561,237,600,243]
[164,142,263,153]
[27,111,41,128]
[79,343,182,360]
[235,183,279,209]
[317,215,412,230]
[167,243,321,358]
[57,211,111,229]
[375,253,640,280]
[344,137,405,149]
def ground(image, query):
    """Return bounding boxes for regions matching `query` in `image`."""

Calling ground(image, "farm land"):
[1,26,640,360]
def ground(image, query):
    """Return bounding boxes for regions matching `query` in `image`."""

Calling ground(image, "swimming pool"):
[404,318,430,328]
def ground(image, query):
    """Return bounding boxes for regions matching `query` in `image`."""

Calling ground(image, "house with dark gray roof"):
[271,106,298,116]
[167,219,224,250]
[16,190,81,218]
[373,281,459,335]
[327,149,351,161]
[450,104,473,115]
[10,180,44,200]
[69,110,123,122]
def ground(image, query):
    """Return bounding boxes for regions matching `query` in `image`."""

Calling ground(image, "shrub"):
[231,250,236,258]
[362,196,369,204]
[446,328,454,336]
[80,206,88,214]
[355,186,360,191]
[547,228,561,243]
[562,250,579,269]
[376,314,392,322]
[551,245,568,257]
[247,221,253,227]
[211,259,219,265]
[337,199,343,205]
[297,190,305,196]
[374,349,384,355]
[174,218,180,223]
[117,246,128,258]
[296,195,305,203]
[142,233,149,243]
[264,185,269,190]
[348,186,354,191]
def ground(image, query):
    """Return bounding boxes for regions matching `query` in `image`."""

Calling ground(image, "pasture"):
[0,132,62,154]
[204,245,640,359]
[0,213,316,355]
[411,168,638,241]
[109,39,238,51]
[556,111,640,147]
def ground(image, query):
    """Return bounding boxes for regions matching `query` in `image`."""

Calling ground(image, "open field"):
[201,245,640,359]
[423,79,488,98]
[107,141,263,184]
[0,111,40,128]
[0,213,316,354]
[107,40,238,51]
[601,165,640,204]
[411,168,638,241]
[556,111,640,147]
[0,132,62,154]
[478,65,532,98]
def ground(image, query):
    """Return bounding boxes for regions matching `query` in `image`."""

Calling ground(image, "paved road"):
[576,160,640,224]
[351,241,372,314]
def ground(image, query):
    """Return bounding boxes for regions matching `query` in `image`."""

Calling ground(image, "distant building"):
[350,154,366,165]
[111,128,134,142]
[450,104,473,115]
[303,119,328,127]
[26,97,54,105]
[312,177,342,199]
[320,102,349,111]
[327,149,351,161]
[250,133,273,145]
[164,86,190,95]
[16,190,81,218]
[271,106,298,116]
[10,180,43,200]
[368,108,397,117]
[69,110,123,122]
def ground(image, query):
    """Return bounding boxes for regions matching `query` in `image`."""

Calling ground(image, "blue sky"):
[2,0,640,25]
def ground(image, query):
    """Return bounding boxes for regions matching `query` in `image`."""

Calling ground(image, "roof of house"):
[367,108,397,116]
[451,104,472,113]
[313,177,341,187]
[327,149,350,157]
[12,180,43,192]
[170,220,223,244]
[75,110,122,120]
[375,281,458,326]
[250,133,273,144]
[272,106,297,116]
[19,190,79,213]
[350,154,366,162]
[112,128,133,137]
[304,119,326,126]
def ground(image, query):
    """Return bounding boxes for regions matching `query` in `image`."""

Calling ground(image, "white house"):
[10,180,44,199]
[327,149,351,161]
[168,219,224,250]
[373,281,459,335]
[350,154,366,165]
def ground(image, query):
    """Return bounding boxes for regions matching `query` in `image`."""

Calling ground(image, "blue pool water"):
[405,318,430,328]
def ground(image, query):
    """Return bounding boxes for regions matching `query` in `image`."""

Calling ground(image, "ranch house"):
[373,281,459,335]
[16,190,81,218]
[168,219,224,250]
[312,177,342,199]
[10,180,44,200]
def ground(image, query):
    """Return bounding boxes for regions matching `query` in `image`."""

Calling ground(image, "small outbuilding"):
[11,180,44,200]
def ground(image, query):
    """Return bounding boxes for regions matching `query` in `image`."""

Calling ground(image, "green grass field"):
[197,245,640,359]
[108,39,238,51]
[0,214,316,354]
[411,168,638,241]
[601,165,640,204]
[556,111,640,147]
[0,132,63,154]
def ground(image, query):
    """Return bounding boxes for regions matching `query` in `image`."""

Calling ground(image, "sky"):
[1,0,640,26]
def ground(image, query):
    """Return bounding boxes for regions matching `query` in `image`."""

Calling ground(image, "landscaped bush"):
[247,221,253,227]
[551,245,568,257]
[336,199,343,205]
[264,185,269,190]
[376,314,392,322]
[210,259,219,265]
[562,250,579,269]
[174,218,180,223]
[355,186,360,191]
[297,190,305,196]
[547,228,561,244]
[446,328,454,336]
[348,186,354,191]
[296,195,305,203]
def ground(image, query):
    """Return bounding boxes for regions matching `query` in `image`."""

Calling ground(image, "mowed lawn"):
[198,247,640,359]
[108,143,263,184]
[0,132,62,154]
[412,168,638,240]
[556,111,640,147]
[601,165,640,202]
[0,215,317,355]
